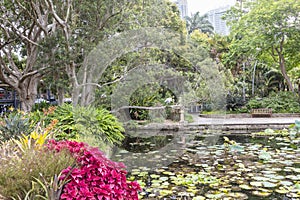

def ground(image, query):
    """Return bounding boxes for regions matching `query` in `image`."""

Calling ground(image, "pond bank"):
[131,114,300,134]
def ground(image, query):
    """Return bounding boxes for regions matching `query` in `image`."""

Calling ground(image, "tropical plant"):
[74,106,125,144]
[46,104,125,144]
[185,12,214,35]
[46,104,77,140]
[47,140,141,199]
[30,170,74,200]
[0,111,32,142]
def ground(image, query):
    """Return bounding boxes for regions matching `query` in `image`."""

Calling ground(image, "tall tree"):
[0,0,139,111]
[185,12,214,35]
[227,0,300,92]
[51,0,185,106]
[0,1,61,112]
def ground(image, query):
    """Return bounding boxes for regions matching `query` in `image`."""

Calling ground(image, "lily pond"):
[111,123,300,199]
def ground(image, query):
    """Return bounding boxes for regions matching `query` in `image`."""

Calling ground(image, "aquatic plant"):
[120,131,300,199]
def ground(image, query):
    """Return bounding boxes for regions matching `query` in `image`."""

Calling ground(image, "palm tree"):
[185,12,214,35]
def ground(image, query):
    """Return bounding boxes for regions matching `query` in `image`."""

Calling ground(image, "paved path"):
[136,115,300,133]
[188,114,300,126]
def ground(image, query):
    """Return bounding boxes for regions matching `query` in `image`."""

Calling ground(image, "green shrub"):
[246,92,300,113]
[46,104,77,140]
[45,104,125,144]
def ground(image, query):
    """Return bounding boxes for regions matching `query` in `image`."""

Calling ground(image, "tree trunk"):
[275,39,294,92]
[278,53,294,92]
[57,86,65,105]
[298,79,300,97]
[17,76,40,112]
[252,60,258,96]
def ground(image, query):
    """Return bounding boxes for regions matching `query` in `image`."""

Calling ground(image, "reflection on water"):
[110,131,270,171]
[109,130,300,199]
[110,131,273,171]
[110,130,196,171]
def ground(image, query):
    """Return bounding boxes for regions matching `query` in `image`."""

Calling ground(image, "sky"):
[187,0,236,15]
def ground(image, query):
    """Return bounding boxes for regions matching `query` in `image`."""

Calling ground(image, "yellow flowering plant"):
[13,119,58,152]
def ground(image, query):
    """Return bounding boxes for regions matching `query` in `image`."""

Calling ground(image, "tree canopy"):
[226,0,300,92]
[185,12,214,35]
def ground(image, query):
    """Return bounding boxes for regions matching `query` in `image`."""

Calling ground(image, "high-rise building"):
[172,0,188,19]
[207,6,231,36]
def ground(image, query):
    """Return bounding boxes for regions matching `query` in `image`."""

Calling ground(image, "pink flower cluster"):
[47,140,141,200]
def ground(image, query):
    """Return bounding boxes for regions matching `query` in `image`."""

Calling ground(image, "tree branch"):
[77,76,124,89]
[111,105,181,113]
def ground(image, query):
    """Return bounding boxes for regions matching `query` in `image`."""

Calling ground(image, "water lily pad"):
[239,184,252,190]
[192,196,205,200]
[205,193,225,198]
[279,160,294,165]
[262,181,277,188]
[280,180,293,186]
[252,190,271,197]
[275,188,290,194]
[292,168,300,173]
[264,174,285,180]
[150,174,160,179]
[259,150,272,161]
[159,176,169,181]
[162,171,175,176]
[253,176,269,181]
[250,181,263,187]
[227,192,248,199]
[286,175,300,180]
[148,193,156,197]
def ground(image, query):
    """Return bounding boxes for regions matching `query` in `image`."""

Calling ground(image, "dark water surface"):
[110,130,300,199]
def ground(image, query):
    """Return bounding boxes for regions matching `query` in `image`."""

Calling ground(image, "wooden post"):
[179,97,185,124]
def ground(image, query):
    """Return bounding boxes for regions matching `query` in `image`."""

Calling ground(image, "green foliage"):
[129,84,173,121]
[75,106,125,144]
[46,104,125,144]
[184,113,194,123]
[185,12,214,35]
[29,172,72,200]
[47,104,77,140]
[123,120,139,130]
[0,141,75,199]
[124,0,185,32]
[226,92,245,111]
[0,111,32,142]
[31,101,52,112]
[226,0,300,92]
[246,92,300,113]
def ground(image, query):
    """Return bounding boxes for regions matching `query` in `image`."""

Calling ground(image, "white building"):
[172,0,188,19]
[207,6,231,35]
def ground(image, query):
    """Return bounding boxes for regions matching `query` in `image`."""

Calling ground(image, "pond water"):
[110,128,300,199]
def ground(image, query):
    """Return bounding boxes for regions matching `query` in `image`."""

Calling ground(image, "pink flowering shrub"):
[47,140,141,200]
